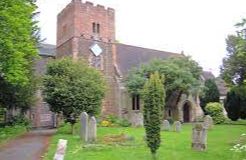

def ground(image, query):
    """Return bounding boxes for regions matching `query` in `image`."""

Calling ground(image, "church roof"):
[201,71,228,96]
[38,43,56,57]
[201,71,215,80]
[116,43,182,76]
[215,78,228,96]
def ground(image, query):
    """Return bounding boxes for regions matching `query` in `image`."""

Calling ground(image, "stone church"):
[33,0,205,127]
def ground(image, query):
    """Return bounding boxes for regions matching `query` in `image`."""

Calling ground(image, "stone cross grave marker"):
[88,116,97,142]
[53,139,67,160]
[203,115,213,130]
[192,123,207,151]
[80,112,89,142]
[163,120,170,131]
[173,121,182,132]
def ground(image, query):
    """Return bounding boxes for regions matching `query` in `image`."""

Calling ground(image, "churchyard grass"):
[0,125,26,145]
[44,123,246,160]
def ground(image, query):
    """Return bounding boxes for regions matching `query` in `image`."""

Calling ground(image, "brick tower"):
[57,0,119,116]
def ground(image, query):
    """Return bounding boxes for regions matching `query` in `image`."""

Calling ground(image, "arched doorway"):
[183,101,191,122]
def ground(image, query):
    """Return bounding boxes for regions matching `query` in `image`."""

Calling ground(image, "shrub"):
[143,71,165,157]
[100,120,111,127]
[225,86,246,121]
[205,102,226,124]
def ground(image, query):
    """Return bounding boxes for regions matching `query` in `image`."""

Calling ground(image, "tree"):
[225,85,246,121]
[221,19,246,86]
[225,89,240,121]
[126,56,202,111]
[200,79,220,112]
[143,72,165,159]
[0,0,39,115]
[221,18,246,121]
[43,58,106,133]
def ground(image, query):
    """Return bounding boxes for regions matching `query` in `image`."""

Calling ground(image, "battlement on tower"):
[57,0,115,49]
[58,0,114,18]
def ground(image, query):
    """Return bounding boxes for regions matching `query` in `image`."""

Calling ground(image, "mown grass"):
[0,125,26,145]
[44,123,246,160]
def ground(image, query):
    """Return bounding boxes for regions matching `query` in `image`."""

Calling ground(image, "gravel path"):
[0,129,56,160]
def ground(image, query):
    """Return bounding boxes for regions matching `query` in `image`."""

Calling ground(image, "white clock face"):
[90,44,102,56]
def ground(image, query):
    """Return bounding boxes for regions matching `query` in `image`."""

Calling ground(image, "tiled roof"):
[201,71,228,96]
[215,78,228,96]
[116,43,182,76]
[38,43,56,57]
[201,71,215,80]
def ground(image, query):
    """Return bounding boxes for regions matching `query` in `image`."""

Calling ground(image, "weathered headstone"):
[163,120,170,131]
[53,139,67,160]
[88,116,97,142]
[173,121,182,132]
[80,112,88,142]
[203,115,213,129]
[192,123,207,151]
[131,112,143,127]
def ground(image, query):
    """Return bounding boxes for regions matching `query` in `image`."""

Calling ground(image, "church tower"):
[57,0,119,115]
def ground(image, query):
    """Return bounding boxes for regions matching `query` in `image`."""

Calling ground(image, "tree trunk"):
[151,152,157,160]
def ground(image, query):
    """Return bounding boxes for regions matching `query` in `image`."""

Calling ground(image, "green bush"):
[205,102,226,124]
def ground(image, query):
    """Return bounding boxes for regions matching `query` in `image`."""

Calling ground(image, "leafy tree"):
[126,56,202,110]
[0,0,38,85]
[0,0,39,115]
[221,18,246,121]
[221,20,246,86]
[200,79,220,112]
[43,58,106,133]
[143,72,165,159]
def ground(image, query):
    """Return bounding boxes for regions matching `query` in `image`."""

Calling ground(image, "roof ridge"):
[116,43,181,55]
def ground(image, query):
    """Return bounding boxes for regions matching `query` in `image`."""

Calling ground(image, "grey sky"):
[37,0,246,76]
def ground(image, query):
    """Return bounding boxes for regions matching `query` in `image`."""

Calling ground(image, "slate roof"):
[116,43,182,76]
[215,78,228,96]
[201,71,215,80]
[38,43,56,57]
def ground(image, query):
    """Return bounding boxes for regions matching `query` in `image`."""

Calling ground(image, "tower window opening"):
[97,23,100,34]
[92,22,96,33]
[92,22,100,34]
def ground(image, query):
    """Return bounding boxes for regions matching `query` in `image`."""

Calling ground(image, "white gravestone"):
[163,120,170,131]
[173,121,182,132]
[80,112,89,142]
[53,139,67,160]
[88,116,97,142]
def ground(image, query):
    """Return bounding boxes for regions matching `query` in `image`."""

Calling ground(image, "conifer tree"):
[143,71,165,159]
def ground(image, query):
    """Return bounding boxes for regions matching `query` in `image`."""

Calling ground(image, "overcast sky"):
[37,0,246,76]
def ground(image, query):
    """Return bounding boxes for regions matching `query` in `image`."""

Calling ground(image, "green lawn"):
[0,125,26,145]
[44,123,246,160]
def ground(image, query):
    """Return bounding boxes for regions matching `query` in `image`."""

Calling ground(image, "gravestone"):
[192,123,207,151]
[163,120,170,131]
[80,112,88,142]
[88,116,97,142]
[203,115,213,129]
[173,121,182,132]
[53,139,67,160]
[131,112,143,127]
